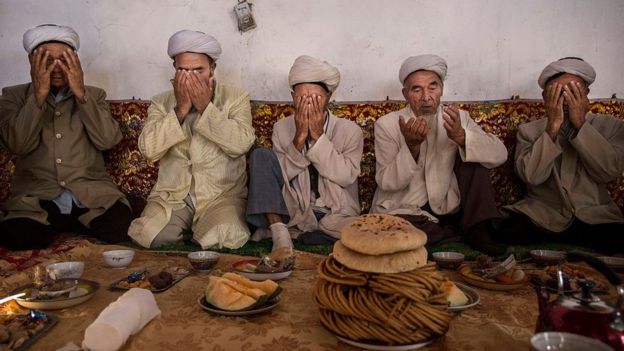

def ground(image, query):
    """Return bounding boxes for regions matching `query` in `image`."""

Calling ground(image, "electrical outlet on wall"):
[234,0,256,32]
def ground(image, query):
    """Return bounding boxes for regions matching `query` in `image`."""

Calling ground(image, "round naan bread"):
[333,241,428,273]
[341,214,427,255]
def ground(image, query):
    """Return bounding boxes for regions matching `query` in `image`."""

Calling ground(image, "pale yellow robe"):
[272,113,363,238]
[128,83,255,249]
[504,114,624,232]
[371,106,507,218]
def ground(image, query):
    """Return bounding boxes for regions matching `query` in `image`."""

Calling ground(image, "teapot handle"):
[568,251,621,286]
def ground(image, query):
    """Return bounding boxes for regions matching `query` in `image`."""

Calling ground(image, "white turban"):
[399,54,447,84]
[288,55,340,92]
[167,30,222,61]
[23,24,80,53]
[538,57,596,89]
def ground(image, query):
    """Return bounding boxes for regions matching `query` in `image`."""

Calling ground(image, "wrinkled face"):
[29,42,73,89]
[402,70,444,116]
[173,52,216,85]
[291,83,331,112]
[542,73,589,105]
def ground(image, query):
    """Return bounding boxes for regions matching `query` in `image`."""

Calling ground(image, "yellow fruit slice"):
[222,272,279,296]
[220,278,267,300]
[205,276,258,311]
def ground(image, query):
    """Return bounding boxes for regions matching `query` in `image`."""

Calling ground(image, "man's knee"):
[90,201,132,243]
[249,148,278,167]
[149,229,185,249]
[0,218,56,250]
[456,160,490,177]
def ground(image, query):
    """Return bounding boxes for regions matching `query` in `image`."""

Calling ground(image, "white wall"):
[1,0,622,101]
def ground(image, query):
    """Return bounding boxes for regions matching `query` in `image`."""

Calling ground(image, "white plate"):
[11,279,99,310]
[198,294,281,316]
[458,264,527,291]
[448,282,480,312]
[232,259,293,281]
[237,270,293,281]
[335,336,432,350]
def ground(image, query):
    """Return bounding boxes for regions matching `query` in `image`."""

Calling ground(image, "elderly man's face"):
[291,83,331,111]
[29,42,73,89]
[402,70,444,116]
[174,52,215,85]
[542,73,588,103]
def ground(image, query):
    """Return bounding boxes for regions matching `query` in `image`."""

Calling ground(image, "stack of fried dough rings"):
[314,214,453,345]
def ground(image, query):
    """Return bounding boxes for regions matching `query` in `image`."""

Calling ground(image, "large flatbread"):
[333,241,428,273]
[341,214,427,255]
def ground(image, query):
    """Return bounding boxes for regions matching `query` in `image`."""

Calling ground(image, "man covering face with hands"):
[246,55,363,252]
[0,24,131,250]
[500,58,624,253]
[128,30,255,249]
[371,54,508,255]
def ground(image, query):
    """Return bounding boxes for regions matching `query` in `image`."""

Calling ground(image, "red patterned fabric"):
[103,101,158,215]
[0,235,92,277]
[1,99,623,216]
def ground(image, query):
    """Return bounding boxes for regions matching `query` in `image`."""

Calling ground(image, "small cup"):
[102,250,135,269]
[432,252,465,270]
[530,332,614,351]
[46,261,85,279]
[187,251,220,271]
[530,250,566,266]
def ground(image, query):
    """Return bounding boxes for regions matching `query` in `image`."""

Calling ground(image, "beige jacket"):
[0,83,128,225]
[128,83,255,249]
[372,106,507,217]
[504,114,624,232]
[272,113,363,238]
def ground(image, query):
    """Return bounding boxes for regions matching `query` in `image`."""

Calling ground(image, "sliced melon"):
[222,272,280,297]
[220,278,267,301]
[205,276,258,311]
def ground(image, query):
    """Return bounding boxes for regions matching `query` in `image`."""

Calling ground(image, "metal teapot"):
[534,251,623,350]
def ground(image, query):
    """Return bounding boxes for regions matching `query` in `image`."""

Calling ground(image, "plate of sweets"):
[0,308,58,351]
[198,272,282,316]
[458,255,527,291]
[110,267,191,293]
[232,247,295,281]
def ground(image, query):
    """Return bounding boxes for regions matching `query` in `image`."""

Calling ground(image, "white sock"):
[250,228,271,242]
[269,222,293,252]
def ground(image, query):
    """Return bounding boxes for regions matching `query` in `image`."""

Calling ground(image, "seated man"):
[0,24,131,250]
[246,55,363,251]
[128,30,255,249]
[371,54,508,255]
[499,58,624,254]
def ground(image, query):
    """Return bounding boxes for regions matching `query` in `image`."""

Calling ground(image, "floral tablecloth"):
[2,241,611,351]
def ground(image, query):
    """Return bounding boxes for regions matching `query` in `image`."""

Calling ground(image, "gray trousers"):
[150,195,195,248]
[246,148,291,229]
